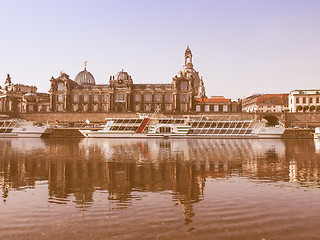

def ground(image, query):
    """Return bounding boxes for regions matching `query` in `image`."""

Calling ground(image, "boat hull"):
[0,126,53,138]
[79,131,284,139]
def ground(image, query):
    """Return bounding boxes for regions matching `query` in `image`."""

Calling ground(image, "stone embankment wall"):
[282,129,313,138]
[284,113,320,128]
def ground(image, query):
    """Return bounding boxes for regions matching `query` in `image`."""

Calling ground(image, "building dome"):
[115,69,130,81]
[74,63,95,85]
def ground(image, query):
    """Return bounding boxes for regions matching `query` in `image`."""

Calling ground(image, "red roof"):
[195,98,231,103]
[243,94,288,106]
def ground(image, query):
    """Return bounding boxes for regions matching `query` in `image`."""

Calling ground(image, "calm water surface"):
[1,138,320,240]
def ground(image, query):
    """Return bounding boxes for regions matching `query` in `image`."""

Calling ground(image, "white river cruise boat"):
[79,115,285,139]
[0,115,53,138]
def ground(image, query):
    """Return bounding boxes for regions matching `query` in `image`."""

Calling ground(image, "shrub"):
[310,105,316,111]
[303,106,309,112]
[296,105,303,112]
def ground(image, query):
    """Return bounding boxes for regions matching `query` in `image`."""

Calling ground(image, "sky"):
[0,0,320,100]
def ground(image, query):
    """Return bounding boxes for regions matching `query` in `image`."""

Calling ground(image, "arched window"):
[57,83,64,91]
[186,57,190,63]
[180,81,188,91]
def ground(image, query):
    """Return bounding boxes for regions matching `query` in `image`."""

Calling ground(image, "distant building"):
[49,46,239,114]
[242,94,289,113]
[289,90,320,112]
[0,46,241,115]
[0,74,50,113]
[194,96,240,113]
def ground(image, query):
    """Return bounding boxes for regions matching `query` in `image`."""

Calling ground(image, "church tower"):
[184,45,193,70]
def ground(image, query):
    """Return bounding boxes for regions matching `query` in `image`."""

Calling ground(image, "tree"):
[317,106,320,112]
[310,105,316,111]
[296,105,303,112]
[303,105,309,112]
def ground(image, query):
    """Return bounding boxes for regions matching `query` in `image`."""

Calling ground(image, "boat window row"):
[112,119,143,124]
[187,129,253,135]
[189,122,252,128]
[110,126,139,132]
[158,119,185,124]
[0,129,13,133]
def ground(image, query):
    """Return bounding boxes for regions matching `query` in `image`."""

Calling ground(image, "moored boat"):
[0,115,53,138]
[79,115,285,139]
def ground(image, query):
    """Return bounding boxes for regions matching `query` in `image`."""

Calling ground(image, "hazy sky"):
[1,0,320,100]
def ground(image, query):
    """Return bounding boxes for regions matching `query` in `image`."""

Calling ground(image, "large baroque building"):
[49,46,239,114]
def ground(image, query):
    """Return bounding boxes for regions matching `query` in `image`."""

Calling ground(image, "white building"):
[289,90,320,112]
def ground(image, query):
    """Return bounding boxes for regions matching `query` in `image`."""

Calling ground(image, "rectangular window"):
[103,104,109,112]
[83,95,89,102]
[180,103,187,112]
[58,95,63,102]
[214,105,219,112]
[180,94,188,102]
[73,95,79,102]
[223,105,228,112]
[135,94,142,102]
[205,105,210,112]
[93,104,98,112]
[115,93,126,102]
[303,97,306,104]
[296,97,299,104]
[196,105,201,112]
[165,104,172,112]
[103,94,109,102]
[317,97,319,104]
[135,104,141,111]
[57,104,63,112]
[155,94,162,102]
[310,98,313,104]
[73,104,78,112]
[144,94,152,103]
[93,94,99,102]
[165,93,172,103]
[144,104,151,112]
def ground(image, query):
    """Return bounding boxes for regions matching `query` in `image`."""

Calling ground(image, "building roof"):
[114,70,131,81]
[290,89,320,95]
[195,98,231,103]
[243,94,288,106]
[74,65,95,85]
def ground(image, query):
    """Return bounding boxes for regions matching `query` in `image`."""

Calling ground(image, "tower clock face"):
[118,80,123,84]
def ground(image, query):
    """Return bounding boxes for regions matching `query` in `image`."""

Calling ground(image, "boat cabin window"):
[158,127,172,133]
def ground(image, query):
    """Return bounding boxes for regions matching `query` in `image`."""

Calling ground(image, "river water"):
[1,138,320,240]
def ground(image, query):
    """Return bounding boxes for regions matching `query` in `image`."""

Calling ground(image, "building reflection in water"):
[1,138,320,224]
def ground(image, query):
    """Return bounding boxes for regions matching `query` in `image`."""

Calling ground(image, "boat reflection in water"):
[1,138,320,239]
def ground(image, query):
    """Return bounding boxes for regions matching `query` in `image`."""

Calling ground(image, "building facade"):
[49,47,240,114]
[242,94,289,113]
[0,74,50,113]
[289,90,320,112]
